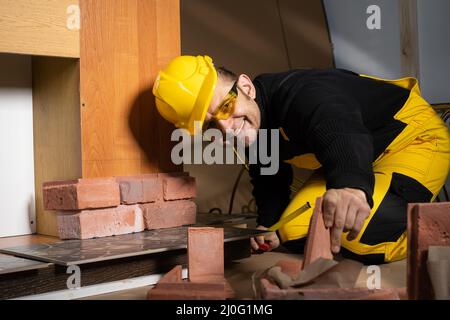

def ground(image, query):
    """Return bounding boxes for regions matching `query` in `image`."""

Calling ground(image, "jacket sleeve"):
[249,160,293,227]
[285,81,375,207]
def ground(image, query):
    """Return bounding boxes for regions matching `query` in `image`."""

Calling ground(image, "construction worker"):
[153,55,450,264]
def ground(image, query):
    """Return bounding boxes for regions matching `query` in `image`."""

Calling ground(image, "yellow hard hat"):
[153,55,218,135]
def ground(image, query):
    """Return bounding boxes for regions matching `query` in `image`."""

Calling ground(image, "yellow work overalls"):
[277,76,450,263]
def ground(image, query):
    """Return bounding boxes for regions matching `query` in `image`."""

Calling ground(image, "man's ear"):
[237,74,256,99]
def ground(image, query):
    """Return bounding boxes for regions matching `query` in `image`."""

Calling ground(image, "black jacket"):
[249,68,410,227]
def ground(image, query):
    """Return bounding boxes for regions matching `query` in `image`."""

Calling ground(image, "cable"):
[228,165,245,214]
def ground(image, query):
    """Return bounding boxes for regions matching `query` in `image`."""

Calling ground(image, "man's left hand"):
[322,188,371,254]
[250,225,280,253]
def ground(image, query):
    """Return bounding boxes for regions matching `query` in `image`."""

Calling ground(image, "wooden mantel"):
[31,0,181,236]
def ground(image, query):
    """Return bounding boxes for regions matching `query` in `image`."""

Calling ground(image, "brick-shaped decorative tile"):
[158,265,183,284]
[157,281,226,292]
[163,176,196,201]
[188,227,224,283]
[142,175,163,202]
[259,278,400,300]
[275,259,303,279]
[43,178,120,210]
[147,287,230,300]
[147,264,234,300]
[116,174,161,204]
[56,205,144,239]
[140,200,196,230]
[407,202,450,300]
[303,197,333,268]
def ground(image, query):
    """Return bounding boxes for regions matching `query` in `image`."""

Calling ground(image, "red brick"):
[259,278,400,300]
[43,178,120,210]
[56,205,144,239]
[259,278,295,300]
[140,200,197,230]
[407,202,450,300]
[188,227,224,283]
[158,265,183,284]
[303,197,333,268]
[147,264,234,300]
[157,280,226,291]
[162,175,196,200]
[115,174,162,204]
[275,259,303,279]
[147,287,230,300]
[300,287,400,300]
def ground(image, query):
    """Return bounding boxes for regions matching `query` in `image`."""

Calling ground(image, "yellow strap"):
[279,127,290,141]
[268,202,311,232]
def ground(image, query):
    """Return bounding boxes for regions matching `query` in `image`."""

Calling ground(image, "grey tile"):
[0,253,52,275]
[0,227,267,266]
[196,213,257,225]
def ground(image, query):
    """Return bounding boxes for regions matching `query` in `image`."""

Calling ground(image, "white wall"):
[417,0,450,104]
[0,53,35,237]
[324,0,450,104]
[323,0,403,79]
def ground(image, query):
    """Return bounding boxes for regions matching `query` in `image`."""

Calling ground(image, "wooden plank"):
[0,234,58,249]
[32,57,82,236]
[79,0,181,178]
[154,0,182,173]
[0,250,185,300]
[399,0,420,79]
[0,0,79,57]
[0,253,51,275]
[0,227,261,266]
[0,239,250,299]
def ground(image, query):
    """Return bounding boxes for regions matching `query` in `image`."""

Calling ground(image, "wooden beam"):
[399,0,420,79]
[32,57,82,237]
[79,0,181,178]
[0,0,79,58]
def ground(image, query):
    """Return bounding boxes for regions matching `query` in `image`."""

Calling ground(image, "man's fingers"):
[323,191,338,228]
[347,207,371,241]
[267,234,280,251]
[344,203,357,232]
[250,235,266,251]
[250,238,260,251]
[256,235,265,245]
[330,225,343,254]
[330,202,347,254]
[251,232,281,252]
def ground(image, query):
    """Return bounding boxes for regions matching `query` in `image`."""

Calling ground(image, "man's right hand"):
[250,225,280,252]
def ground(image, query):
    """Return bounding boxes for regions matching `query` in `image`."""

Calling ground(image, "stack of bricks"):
[43,172,197,240]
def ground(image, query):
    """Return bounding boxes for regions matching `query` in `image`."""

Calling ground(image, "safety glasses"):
[203,82,238,131]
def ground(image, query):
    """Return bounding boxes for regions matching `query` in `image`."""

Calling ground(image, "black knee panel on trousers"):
[360,172,433,246]
[282,238,307,254]
[283,173,433,264]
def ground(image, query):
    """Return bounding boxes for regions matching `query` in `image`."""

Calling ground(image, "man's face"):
[205,74,261,147]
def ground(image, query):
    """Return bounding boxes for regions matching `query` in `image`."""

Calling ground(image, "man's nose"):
[216,118,234,133]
